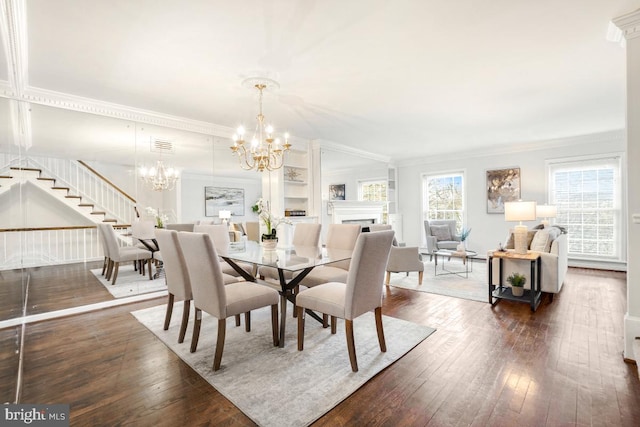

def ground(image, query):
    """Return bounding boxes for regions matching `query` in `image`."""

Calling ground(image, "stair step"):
[103,219,117,223]
[51,186,69,191]
[65,195,82,199]
[78,203,94,207]
[37,177,56,182]
[90,211,106,215]
[10,167,41,172]
[0,175,12,179]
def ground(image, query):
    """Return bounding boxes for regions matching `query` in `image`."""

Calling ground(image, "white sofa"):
[489,227,568,300]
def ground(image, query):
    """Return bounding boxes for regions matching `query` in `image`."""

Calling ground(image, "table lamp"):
[219,210,231,225]
[504,201,537,254]
[536,204,557,228]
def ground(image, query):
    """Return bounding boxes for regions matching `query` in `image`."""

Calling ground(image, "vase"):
[456,243,466,252]
[511,286,524,297]
[262,238,278,250]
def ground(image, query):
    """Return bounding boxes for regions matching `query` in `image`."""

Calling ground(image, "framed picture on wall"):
[329,184,346,200]
[205,186,245,216]
[486,167,521,213]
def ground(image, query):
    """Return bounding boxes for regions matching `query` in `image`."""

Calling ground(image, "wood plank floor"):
[2,265,640,426]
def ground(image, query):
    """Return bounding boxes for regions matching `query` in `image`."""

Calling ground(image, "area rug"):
[132,303,435,427]
[387,258,489,303]
[90,265,166,298]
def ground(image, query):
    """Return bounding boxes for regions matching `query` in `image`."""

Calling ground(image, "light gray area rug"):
[90,265,166,298]
[388,258,489,303]
[132,303,435,427]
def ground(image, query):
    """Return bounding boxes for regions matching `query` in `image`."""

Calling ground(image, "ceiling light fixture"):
[139,159,179,191]
[231,77,291,172]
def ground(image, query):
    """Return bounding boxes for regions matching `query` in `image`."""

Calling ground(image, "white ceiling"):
[1,0,639,167]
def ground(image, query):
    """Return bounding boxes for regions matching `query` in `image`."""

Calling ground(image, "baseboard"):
[624,314,640,360]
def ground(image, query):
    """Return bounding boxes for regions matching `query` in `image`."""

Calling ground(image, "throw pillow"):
[530,229,552,252]
[505,229,538,249]
[430,225,452,241]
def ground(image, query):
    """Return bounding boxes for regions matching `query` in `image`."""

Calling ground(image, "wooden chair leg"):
[235,314,241,326]
[190,308,202,353]
[345,319,358,372]
[148,259,153,280]
[322,313,329,328]
[101,257,108,276]
[111,262,120,286]
[271,304,279,346]
[375,307,387,352]
[163,293,175,330]
[178,300,190,344]
[213,318,226,371]
[418,271,424,285]
[244,312,251,332]
[106,259,114,280]
[385,271,390,285]
[292,285,299,318]
[297,306,305,351]
[331,316,337,334]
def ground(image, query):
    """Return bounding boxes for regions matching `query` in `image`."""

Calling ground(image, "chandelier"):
[231,78,291,172]
[139,160,179,191]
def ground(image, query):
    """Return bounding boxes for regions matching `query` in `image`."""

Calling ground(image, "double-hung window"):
[422,172,465,231]
[359,179,388,222]
[548,155,622,260]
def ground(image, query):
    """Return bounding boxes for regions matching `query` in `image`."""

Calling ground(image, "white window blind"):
[548,156,621,259]
[422,173,465,231]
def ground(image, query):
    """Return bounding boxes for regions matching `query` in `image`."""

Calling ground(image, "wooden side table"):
[488,250,542,312]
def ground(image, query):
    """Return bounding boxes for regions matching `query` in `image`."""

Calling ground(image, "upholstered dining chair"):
[258,223,322,282]
[385,246,424,285]
[177,232,280,371]
[132,220,160,276]
[193,224,254,280]
[245,221,260,242]
[296,230,395,372]
[154,229,192,343]
[101,224,153,286]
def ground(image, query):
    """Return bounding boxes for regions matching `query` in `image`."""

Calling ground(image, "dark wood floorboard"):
[2,266,640,426]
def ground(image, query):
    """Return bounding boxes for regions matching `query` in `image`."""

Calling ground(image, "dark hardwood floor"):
[2,265,639,426]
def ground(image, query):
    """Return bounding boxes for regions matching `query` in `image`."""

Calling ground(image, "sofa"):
[489,226,568,298]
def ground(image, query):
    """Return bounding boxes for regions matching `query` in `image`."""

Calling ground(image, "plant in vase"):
[457,227,471,252]
[252,198,291,248]
[145,207,168,228]
[506,272,526,297]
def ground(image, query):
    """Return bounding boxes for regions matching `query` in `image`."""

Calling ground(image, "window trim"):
[420,170,467,245]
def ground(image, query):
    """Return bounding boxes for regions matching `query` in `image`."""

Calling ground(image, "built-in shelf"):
[283,151,310,214]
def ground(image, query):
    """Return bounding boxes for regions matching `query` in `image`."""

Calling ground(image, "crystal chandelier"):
[231,78,291,172]
[139,160,179,191]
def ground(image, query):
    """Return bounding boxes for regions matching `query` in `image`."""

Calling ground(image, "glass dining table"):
[220,241,352,347]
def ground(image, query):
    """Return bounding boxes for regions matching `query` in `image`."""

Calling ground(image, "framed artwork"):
[486,167,521,213]
[329,184,346,201]
[205,186,245,217]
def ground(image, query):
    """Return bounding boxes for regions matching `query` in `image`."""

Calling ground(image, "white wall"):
[396,130,626,264]
[179,172,262,225]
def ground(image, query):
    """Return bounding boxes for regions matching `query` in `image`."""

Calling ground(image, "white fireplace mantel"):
[327,200,385,224]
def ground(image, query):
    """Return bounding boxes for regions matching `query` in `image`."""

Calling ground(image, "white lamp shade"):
[219,210,231,220]
[504,201,537,222]
[536,205,557,219]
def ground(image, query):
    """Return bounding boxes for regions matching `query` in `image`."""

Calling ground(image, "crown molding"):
[314,139,391,164]
[395,129,625,168]
[0,80,14,96]
[613,8,640,40]
[21,86,236,137]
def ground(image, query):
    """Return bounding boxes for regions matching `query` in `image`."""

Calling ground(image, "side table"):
[488,251,542,312]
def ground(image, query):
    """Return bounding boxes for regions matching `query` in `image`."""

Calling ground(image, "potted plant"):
[252,198,291,249]
[506,272,526,297]
[456,227,471,252]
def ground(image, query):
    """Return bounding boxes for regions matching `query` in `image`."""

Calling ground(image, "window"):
[359,180,388,222]
[548,156,622,260]
[422,172,464,231]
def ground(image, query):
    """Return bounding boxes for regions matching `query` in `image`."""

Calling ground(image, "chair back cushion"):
[345,230,394,319]
[166,223,195,232]
[292,223,322,247]
[326,224,361,270]
[193,224,230,255]
[154,229,192,300]
[245,221,260,242]
[97,224,109,257]
[177,232,227,317]
[429,225,452,241]
[131,220,156,240]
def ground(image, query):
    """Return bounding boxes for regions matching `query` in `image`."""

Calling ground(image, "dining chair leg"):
[292,285,299,318]
[345,319,358,372]
[331,316,337,334]
[244,312,251,332]
[139,260,144,276]
[105,260,112,280]
[111,262,120,286]
[147,259,153,280]
[322,314,329,328]
[213,318,226,371]
[163,293,175,330]
[375,306,387,352]
[418,271,424,285]
[271,304,279,346]
[385,271,391,285]
[235,314,241,326]
[190,309,202,353]
[178,300,190,344]
[101,256,108,276]
[297,306,305,351]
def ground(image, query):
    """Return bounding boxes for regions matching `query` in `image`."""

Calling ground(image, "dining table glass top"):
[221,241,352,272]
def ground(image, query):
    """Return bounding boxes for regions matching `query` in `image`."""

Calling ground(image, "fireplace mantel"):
[328,200,385,224]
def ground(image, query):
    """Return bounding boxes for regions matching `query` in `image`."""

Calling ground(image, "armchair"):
[423,220,461,260]
[385,246,424,285]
